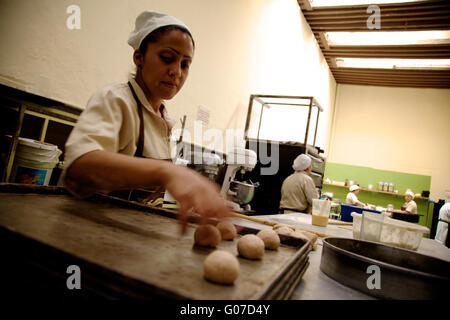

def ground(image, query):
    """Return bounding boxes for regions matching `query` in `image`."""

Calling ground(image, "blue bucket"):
[340,204,381,222]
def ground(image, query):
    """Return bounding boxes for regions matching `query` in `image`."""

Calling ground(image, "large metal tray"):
[0,183,310,299]
[320,237,450,299]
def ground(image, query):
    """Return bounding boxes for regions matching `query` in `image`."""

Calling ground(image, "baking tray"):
[320,237,450,300]
[0,183,310,299]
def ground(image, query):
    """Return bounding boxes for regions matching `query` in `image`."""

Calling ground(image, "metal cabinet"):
[242,95,326,214]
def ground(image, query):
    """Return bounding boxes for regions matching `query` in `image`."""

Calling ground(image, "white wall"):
[329,84,450,201]
[0,0,336,155]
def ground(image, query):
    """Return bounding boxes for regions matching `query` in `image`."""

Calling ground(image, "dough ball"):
[274,226,294,236]
[204,250,239,284]
[216,220,237,240]
[237,234,265,260]
[273,223,295,232]
[194,224,221,247]
[257,229,280,250]
[291,230,309,242]
[204,250,240,285]
[291,229,318,250]
[301,230,318,251]
[299,229,318,244]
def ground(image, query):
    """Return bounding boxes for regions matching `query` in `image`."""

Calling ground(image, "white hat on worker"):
[128,11,191,50]
[292,154,311,171]
[405,190,415,199]
[349,185,359,192]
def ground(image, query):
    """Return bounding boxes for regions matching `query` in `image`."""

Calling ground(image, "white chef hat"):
[405,190,415,199]
[349,185,359,192]
[292,154,311,171]
[128,11,191,50]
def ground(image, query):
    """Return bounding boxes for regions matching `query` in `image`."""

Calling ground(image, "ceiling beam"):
[298,0,450,88]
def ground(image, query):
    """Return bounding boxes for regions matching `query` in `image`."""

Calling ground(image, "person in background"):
[346,185,366,207]
[63,11,229,231]
[279,154,319,213]
[435,202,450,246]
[398,191,418,214]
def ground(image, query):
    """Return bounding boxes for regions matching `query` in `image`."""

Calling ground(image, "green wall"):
[324,162,431,195]
[322,162,434,233]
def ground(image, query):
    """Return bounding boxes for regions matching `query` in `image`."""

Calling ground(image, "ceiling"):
[297,0,450,88]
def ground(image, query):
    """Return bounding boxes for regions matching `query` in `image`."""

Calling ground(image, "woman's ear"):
[133,49,143,68]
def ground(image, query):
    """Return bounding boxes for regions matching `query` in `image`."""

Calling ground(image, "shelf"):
[323,182,429,200]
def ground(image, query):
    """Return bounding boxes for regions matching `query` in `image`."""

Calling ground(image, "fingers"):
[167,166,232,233]
[178,202,191,235]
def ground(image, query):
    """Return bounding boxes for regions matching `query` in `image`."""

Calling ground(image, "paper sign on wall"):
[196,105,210,126]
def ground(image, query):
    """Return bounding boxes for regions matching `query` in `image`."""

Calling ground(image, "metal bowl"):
[230,181,258,205]
[320,237,450,299]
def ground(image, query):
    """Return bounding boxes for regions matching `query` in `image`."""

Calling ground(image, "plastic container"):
[388,182,394,192]
[10,138,62,186]
[378,181,383,191]
[340,204,381,222]
[312,199,331,227]
[380,218,429,251]
[352,212,362,239]
[383,182,389,191]
[351,212,429,251]
[360,211,385,242]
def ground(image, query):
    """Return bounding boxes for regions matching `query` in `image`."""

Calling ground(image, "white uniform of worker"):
[402,191,418,214]
[64,78,174,175]
[280,154,319,213]
[63,12,188,180]
[435,203,450,244]
[346,185,361,205]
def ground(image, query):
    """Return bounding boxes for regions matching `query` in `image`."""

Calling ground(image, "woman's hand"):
[161,164,230,233]
[65,151,230,233]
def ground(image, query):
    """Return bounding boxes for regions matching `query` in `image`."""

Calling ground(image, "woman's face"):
[136,29,194,105]
[405,194,412,202]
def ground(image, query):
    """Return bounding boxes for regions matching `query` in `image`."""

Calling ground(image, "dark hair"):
[139,25,195,54]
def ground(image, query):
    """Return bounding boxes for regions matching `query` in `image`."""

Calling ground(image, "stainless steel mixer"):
[220,148,259,212]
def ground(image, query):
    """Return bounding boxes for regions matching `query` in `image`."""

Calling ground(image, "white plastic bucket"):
[10,138,62,186]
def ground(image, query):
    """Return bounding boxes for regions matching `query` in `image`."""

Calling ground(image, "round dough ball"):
[257,229,280,250]
[273,223,295,232]
[274,226,294,236]
[292,229,318,251]
[237,234,265,260]
[194,224,221,247]
[216,220,237,240]
[203,250,240,285]
[298,229,318,244]
[291,230,309,242]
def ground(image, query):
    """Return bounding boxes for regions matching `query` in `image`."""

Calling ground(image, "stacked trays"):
[0,183,310,299]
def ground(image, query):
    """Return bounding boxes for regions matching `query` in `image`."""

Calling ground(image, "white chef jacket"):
[64,78,174,175]
[346,192,359,205]
[435,203,450,244]
[402,200,418,214]
[279,171,319,213]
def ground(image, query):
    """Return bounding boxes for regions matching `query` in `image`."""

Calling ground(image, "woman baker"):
[63,11,229,231]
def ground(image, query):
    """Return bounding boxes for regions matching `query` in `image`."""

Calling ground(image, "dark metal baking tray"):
[0,183,310,299]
